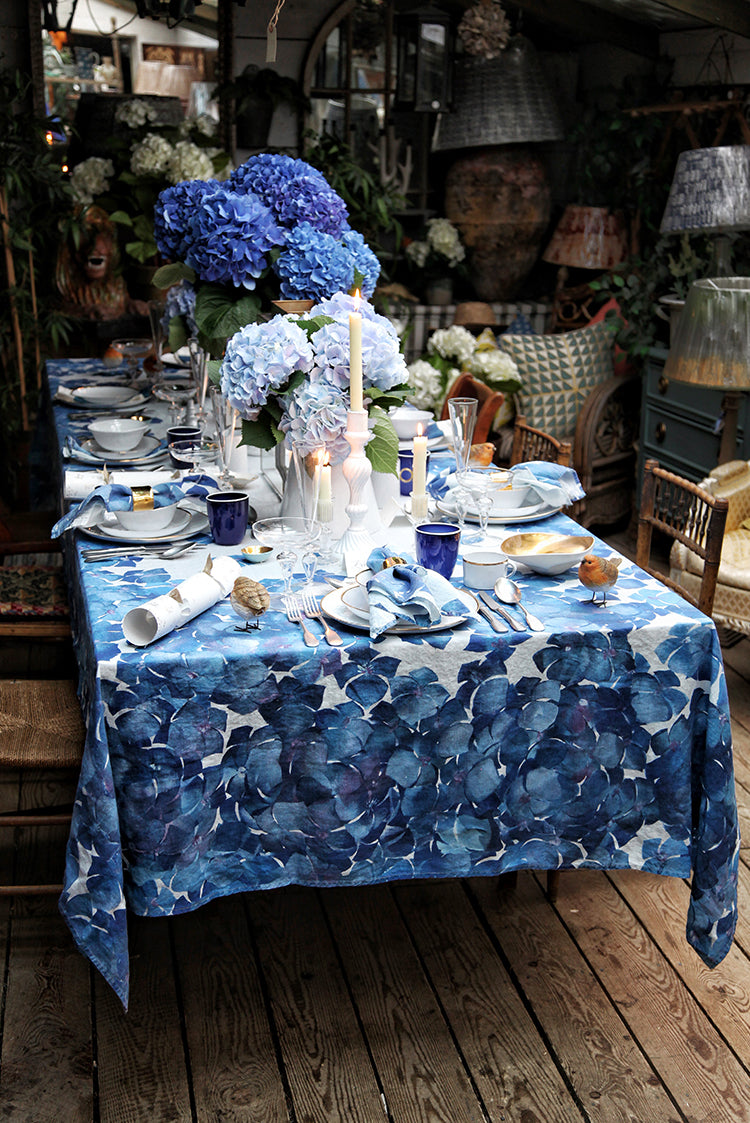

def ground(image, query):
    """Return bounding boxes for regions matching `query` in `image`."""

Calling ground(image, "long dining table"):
[45,359,740,1009]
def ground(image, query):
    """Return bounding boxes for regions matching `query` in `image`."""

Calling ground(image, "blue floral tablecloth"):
[47,362,740,1010]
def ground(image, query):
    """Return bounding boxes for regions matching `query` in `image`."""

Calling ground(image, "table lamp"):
[660,146,750,275]
[543,205,628,274]
[663,277,750,464]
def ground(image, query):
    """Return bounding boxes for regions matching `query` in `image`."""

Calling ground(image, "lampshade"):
[432,35,564,151]
[542,205,628,270]
[664,278,750,388]
[664,277,750,463]
[660,146,750,235]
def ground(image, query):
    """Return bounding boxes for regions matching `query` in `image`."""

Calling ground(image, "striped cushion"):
[498,321,615,439]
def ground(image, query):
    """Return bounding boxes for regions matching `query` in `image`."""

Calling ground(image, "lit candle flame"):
[353,288,361,312]
[416,423,424,437]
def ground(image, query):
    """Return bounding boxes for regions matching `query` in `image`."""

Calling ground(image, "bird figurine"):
[229,576,270,631]
[578,554,622,606]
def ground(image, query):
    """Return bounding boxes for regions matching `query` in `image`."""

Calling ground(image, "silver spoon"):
[493,576,544,632]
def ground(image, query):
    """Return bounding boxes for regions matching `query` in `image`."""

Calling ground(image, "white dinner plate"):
[82,435,163,463]
[82,509,207,544]
[436,498,562,525]
[70,385,148,409]
[321,585,475,634]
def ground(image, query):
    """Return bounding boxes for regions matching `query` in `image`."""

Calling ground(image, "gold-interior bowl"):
[241,544,273,563]
[501,532,594,575]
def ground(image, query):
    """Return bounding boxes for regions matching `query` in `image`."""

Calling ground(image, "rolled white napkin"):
[64,468,179,501]
[122,554,242,646]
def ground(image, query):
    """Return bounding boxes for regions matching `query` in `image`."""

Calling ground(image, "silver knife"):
[478,591,526,632]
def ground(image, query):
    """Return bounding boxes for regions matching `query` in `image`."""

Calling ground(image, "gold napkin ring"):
[381,555,406,569]
[131,485,155,510]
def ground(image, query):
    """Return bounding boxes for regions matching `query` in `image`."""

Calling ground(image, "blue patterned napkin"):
[509,462,585,505]
[365,562,471,639]
[51,474,218,536]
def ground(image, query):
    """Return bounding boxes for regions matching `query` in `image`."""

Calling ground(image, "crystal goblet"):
[110,338,153,386]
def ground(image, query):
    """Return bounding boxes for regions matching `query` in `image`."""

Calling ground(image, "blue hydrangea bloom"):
[274,222,380,301]
[309,304,407,394]
[220,317,314,417]
[230,154,349,236]
[161,280,196,336]
[153,179,224,261]
[184,188,284,289]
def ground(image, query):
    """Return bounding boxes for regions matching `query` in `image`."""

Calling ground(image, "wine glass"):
[110,338,153,386]
[288,442,325,590]
[252,517,322,605]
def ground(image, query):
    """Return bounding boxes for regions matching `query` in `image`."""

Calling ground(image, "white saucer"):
[84,508,202,543]
[323,584,474,634]
[437,497,562,525]
[71,385,147,409]
[83,435,162,463]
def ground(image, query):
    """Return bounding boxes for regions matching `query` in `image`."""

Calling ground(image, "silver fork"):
[301,593,342,646]
[284,596,319,647]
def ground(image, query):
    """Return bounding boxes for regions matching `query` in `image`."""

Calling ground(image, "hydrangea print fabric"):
[57,511,739,1009]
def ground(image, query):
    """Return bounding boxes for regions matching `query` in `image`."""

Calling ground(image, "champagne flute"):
[210,386,239,489]
[188,336,210,423]
[448,397,478,487]
[147,300,166,374]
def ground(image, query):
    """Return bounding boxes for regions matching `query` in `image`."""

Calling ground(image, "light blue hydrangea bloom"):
[220,317,313,417]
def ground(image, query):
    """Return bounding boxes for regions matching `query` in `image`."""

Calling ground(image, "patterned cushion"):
[498,321,615,439]
[501,312,536,335]
[0,565,69,618]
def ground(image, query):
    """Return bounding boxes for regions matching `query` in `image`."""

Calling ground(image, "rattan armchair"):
[509,415,572,467]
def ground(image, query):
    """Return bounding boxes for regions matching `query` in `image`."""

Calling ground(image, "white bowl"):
[114,504,178,532]
[389,407,433,440]
[488,484,531,511]
[501,532,595,576]
[89,417,150,452]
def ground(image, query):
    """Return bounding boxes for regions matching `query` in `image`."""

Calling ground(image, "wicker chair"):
[0,517,84,895]
[440,372,505,445]
[636,459,729,618]
[509,414,572,467]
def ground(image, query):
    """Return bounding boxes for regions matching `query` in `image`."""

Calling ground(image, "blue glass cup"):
[398,449,431,496]
[206,490,250,546]
[414,522,461,579]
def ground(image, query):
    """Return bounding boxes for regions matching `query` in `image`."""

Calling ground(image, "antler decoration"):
[457,0,511,59]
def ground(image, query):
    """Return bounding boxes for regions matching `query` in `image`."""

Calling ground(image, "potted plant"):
[214,66,311,149]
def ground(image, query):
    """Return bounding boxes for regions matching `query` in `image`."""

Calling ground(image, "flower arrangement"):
[219,291,409,471]
[153,153,382,357]
[67,100,232,267]
[405,217,466,274]
[406,324,522,420]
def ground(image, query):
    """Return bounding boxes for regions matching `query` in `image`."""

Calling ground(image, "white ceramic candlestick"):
[337,408,378,569]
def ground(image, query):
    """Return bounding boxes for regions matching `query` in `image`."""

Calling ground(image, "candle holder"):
[336,409,378,569]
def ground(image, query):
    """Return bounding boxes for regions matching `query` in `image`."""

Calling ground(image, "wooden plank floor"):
[2,529,749,1122]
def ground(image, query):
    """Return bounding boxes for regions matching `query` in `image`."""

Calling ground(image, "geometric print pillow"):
[498,320,615,440]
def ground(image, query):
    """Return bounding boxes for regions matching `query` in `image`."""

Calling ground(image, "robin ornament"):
[578,554,621,606]
[230,576,270,630]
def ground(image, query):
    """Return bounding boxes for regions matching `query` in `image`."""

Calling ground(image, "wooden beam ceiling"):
[653,1,750,38]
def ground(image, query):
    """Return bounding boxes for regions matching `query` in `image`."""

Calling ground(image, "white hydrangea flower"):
[405,240,429,268]
[406,359,444,411]
[167,141,215,184]
[466,348,520,384]
[115,99,159,128]
[69,157,114,205]
[427,325,475,365]
[130,133,174,178]
[426,217,465,267]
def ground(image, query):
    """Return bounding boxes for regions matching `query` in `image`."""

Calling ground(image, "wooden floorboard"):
[0,522,748,1122]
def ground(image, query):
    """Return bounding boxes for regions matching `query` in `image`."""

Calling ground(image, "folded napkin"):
[366,562,472,639]
[122,554,242,646]
[509,462,585,506]
[51,474,218,536]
